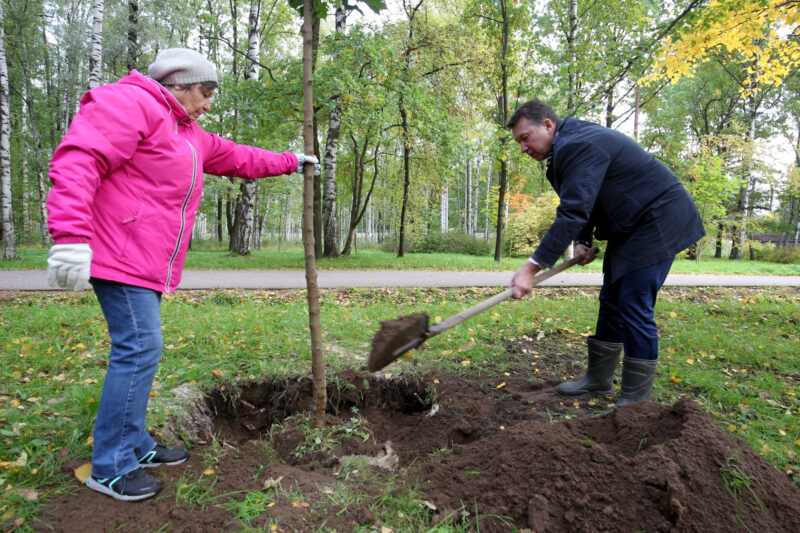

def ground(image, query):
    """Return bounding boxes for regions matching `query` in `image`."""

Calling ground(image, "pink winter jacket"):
[47,71,298,293]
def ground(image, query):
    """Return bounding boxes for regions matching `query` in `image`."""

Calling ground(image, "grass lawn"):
[3,244,800,275]
[0,286,798,528]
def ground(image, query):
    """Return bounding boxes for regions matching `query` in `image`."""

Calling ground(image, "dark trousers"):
[593,258,674,360]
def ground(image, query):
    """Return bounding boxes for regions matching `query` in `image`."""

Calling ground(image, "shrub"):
[506,191,560,256]
[754,245,800,264]
[407,231,493,256]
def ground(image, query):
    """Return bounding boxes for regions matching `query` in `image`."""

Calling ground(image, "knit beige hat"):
[148,48,217,85]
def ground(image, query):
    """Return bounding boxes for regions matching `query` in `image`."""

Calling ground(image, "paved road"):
[2,269,799,290]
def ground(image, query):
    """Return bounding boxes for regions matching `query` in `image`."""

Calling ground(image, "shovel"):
[367,250,595,372]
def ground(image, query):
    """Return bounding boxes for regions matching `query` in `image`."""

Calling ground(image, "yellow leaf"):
[727,424,737,431]
[461,360,470,366]
[441,350,452,356]
[433,379,439,384]
[434,316,442,323]
[203,468,215,475]
[211,369,226,379]
[74,463,92,483]
[291,500,310,508]
[671,376,682,383]
[497,383,506,389]
[86,436,93,446]
[686,357,695,365]
[669,312,677,318]
[573,401,580,408]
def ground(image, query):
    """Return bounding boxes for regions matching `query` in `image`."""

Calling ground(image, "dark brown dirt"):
[34,340,800,532]
[368,311,429,371]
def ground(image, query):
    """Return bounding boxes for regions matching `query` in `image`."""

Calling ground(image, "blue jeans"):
[594,258,673,360]
[90,278,162,478]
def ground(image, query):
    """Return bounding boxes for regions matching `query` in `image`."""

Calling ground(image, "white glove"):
[47,243,93,291]
[295,153,321,176]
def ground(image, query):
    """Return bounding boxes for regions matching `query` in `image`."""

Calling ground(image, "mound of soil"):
[35,339,800,532]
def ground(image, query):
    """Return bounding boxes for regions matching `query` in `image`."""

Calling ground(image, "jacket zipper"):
[165,132,197,292]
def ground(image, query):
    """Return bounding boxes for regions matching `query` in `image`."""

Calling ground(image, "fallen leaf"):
[536,331,545,340]
[461,360,471,366]
[211,369,226,379]
[203,468,215,475]
[497,383,506,389]
[291,500,310,508]
[73,463,92,483]
[18,488,38,501]
[263,475,284,490]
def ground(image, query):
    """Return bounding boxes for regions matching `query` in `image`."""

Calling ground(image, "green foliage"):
[505,191,560,256]
[406,231,493,256]
[754,246,800,265]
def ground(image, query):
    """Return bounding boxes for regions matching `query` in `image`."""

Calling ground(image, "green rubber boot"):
[556,337,622,398]
[616,357,658,407]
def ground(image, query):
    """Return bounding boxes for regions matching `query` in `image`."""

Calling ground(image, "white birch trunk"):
[89,0,104,89]
[441,188,449,233]
[0,0,18,259]
[484,161,492,239]
[230,0,261,254]
[322,3,348,257]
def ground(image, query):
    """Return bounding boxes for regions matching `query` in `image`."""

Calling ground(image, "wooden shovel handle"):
[427,251,593,337]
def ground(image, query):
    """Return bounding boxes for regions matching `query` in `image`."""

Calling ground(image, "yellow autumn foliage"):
[643,0,800,95]
[506,190,560,256]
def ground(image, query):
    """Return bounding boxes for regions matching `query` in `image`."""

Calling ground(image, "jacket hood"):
[118,70,190,121]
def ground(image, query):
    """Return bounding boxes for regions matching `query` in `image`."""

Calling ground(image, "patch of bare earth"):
[33,293,800,532]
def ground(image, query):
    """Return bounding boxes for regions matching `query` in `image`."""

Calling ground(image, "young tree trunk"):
[342,139,379,255]
[230,0,261,255]
[398,95,411,257]
[0,0,18,259]
[302,0,325,428]
[322,3,347,258]
[89,0,104,89]
[493,0,509,261]
[127,1,139,71]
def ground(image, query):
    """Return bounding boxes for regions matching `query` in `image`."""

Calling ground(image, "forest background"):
[1,0,800,265]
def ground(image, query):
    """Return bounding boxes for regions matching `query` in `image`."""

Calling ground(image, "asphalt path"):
[2,269,800,290]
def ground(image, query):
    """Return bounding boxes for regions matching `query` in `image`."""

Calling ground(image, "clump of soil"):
[368,311,429,371]
[36,337,800,532]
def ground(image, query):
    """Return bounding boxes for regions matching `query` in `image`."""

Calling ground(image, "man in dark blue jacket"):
[507,99,705,406]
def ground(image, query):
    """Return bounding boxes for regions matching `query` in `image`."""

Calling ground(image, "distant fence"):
[751,233,799,247]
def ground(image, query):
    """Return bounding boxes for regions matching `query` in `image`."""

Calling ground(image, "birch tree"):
[89,0,104,89]
[0,0,18,260]
[321,2,348,257]
[230,0,261,255]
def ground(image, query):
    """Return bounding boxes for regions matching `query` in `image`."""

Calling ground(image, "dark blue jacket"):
[533,118,705,282]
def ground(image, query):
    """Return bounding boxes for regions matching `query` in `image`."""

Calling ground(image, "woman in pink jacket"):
[45,48,319,501]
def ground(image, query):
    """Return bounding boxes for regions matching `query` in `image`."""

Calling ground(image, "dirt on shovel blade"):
[369,312,429,371]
